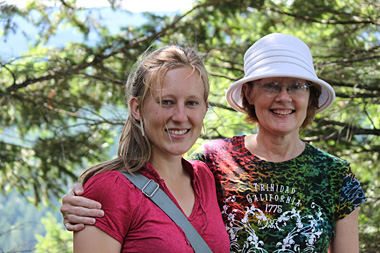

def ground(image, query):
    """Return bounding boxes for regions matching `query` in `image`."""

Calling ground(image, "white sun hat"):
[226,33,335,114]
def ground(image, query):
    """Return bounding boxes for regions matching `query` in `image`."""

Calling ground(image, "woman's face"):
[135,67,208,158]
[244,77,310,137]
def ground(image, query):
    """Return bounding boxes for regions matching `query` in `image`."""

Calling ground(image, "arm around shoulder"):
[61,183,104,232]
[329,208,359,253]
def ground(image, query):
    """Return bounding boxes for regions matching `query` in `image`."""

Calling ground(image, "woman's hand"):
[60,183,104,231]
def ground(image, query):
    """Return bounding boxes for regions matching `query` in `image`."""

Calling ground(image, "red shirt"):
[82,159,230,252]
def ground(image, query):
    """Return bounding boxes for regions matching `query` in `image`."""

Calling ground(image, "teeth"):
[273,110,292,115]
[168,129,187,135]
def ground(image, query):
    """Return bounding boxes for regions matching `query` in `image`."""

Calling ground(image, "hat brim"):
[226,72,335,114]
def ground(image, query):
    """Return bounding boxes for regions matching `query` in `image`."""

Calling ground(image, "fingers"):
[60,195,104,219]
[63,209,96,225]
[61,201,104,231]
[61,205,104,231]
[62,194,102,210]
[64,222,85,232]
[60,185,104,232]
[61,204,105,219]
[62,185,102,209]
[72,183,84,196]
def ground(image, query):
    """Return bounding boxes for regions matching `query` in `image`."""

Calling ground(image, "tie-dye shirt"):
[190,135,366,253]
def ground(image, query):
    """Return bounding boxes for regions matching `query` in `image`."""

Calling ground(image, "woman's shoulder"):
[202,135,244,149]
[186,160,214,178]
[305,143,350,166]
[186,159,208,170]
[85,170,130,186]
[189,136,245,162]
[83,170,137,200]
[186,159,209,172]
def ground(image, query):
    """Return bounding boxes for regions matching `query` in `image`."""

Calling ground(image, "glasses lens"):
[289,82,309,94]
[258,80,309,95]
[261,82,280,93]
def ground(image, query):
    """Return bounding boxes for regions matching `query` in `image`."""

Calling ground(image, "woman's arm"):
[61,183,104,231]
[328,208,359,253]
[74,225,121,252]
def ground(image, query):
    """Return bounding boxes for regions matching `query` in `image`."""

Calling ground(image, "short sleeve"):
[335,166,367,220]
[82,171,141,244]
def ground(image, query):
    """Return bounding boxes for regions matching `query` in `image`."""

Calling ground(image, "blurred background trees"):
[1,0,379,251]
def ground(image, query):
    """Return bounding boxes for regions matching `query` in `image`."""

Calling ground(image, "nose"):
[275,86,292,102]
[172,104,187,122]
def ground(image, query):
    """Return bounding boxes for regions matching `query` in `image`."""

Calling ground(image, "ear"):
[129,97,142,121]
[204,101,209,117]
[242,83,254,104]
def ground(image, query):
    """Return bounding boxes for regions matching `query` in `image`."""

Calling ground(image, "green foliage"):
[35,212,72,253]
[1,0,379,251]
[0,191,62,252]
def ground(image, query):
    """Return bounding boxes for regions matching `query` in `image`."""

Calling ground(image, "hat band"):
[244,44,312,62]
[244,56,318,78]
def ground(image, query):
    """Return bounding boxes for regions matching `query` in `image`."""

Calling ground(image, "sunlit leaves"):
[1,1,379,250]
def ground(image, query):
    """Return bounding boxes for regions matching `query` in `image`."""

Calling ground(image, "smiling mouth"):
[167,129,189,135]
[271,109,294,115]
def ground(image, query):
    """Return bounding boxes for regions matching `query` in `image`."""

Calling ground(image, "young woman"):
[72,45,230,252]
[62,34,366,253]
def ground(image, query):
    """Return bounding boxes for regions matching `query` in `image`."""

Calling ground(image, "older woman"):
[61,34,366,252]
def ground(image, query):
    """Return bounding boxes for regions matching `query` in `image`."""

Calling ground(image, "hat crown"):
[243,33,317,79]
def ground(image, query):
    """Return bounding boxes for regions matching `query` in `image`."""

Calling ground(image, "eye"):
[262,81,280,92]
[291,82,302,89]
[186,101,199,106]
[161,100,174,106]
[290,82,309,93]
[264,82,276,88]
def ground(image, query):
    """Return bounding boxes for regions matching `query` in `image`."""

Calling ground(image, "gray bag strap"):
[122,172,213,253]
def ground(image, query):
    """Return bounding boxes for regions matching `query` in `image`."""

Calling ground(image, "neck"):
[149,150,195,217]
[149,152,185,181]
[245,130,305,162]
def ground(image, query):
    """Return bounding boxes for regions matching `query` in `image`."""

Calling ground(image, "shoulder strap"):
[122,172,212,253]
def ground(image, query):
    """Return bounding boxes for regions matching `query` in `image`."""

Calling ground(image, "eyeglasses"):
[256,80,310,96]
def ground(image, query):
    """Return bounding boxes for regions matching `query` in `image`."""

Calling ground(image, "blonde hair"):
[79,45,209,184]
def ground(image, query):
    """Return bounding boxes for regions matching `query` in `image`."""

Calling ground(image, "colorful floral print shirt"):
[190,135,366,253]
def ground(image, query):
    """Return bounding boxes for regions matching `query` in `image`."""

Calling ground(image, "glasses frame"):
[255,80,312,96]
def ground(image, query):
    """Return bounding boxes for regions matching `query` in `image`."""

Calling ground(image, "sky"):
[1,0,196,59]
[5,0,195,12]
